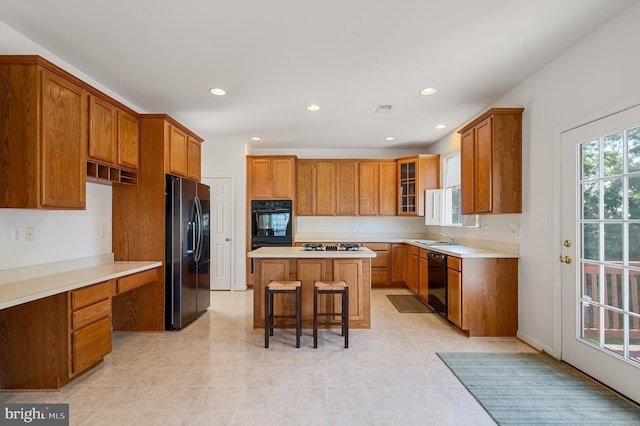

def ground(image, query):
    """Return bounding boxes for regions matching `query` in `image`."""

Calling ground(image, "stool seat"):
[313,280,349,348]
[265,280,302,348]
[267,281,302,290]
[314,280,347,290]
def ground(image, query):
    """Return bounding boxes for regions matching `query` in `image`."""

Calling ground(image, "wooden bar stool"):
[264,280,302,348]
[313,280,349,348]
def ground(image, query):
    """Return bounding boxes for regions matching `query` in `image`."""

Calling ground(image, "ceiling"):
[0,0,635,150]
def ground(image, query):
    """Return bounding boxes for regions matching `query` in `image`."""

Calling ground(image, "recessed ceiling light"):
[435,123,447,129]
[384,136,395,141]
[306,104,321,112]
[419,88,438,96]
[209,88,226,96]
[250,137,261,142]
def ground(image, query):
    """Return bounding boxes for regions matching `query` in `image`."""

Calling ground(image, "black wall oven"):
[251,199,293,249]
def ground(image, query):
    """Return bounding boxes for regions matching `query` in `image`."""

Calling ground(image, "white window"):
[442,151,462,226]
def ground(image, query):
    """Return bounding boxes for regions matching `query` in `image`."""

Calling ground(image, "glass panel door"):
[561,105,640,403]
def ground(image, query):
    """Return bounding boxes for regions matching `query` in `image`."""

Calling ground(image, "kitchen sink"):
[413,240,452,246]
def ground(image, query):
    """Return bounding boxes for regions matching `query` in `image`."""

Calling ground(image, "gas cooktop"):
[301,243,362,251]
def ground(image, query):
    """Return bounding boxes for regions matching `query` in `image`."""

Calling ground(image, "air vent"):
[375,104,393,114]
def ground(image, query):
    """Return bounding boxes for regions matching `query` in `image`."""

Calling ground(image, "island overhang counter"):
[247,247,376,329]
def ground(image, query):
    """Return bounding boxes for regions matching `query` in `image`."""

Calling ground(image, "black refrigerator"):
[165,174,211,330]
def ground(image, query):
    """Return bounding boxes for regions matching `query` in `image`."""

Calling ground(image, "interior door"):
[203,177,233,290]
[561,104,640,403]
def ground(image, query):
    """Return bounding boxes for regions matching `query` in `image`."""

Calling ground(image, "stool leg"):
[269,291,275,336]
[313,286,318,349]
[295,286,302,348]
[264,288,270,348]
[343,288,349,349]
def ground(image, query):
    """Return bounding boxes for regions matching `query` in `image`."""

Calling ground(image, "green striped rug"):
[438,352,640,425]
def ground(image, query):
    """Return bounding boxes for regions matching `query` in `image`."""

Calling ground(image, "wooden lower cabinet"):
[391,243,408,285]
[363,242,390,287]
[407,246,420,294]
[447,256,518,337]
[418,249,429,302]
[0,269,160,390]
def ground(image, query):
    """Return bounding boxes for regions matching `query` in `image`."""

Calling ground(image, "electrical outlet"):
[537,216,548,230]
[10,227,24,243]
[480,225,490,235]
[510,222,520,235]
[24,227,35,242]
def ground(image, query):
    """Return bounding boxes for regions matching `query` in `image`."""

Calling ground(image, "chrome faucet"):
[439,232,455,245]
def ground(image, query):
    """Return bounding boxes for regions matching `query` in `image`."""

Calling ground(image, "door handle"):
[225,237,230,242]
[559,255,572,264]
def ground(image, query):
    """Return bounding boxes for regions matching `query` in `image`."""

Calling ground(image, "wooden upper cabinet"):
[0,59,88,209]
[40,69,88,209]
[247,156,295,199]
[272,158,295,198]
[458,108,523,214]
[316,161,337,215]
[187,136,201,181]
[296,160,315,215]
[89,95,117,164]
[378,161,397,215]
[397,155,440,216]
[169,125,189,177]
[117,110,139,170]
[336,161,358,215]
[358,162,379,215]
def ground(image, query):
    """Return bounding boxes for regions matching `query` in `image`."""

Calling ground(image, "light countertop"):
[247,246,377,259]
[403,240,518,258]
[0,254,162,311]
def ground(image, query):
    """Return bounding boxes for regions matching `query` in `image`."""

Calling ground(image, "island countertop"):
[247,246,377,259]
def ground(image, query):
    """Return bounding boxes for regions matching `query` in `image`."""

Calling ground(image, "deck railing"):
[583,263,640,339]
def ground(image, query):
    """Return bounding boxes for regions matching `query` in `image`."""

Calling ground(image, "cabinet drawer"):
[448,256,462,271]
[371,268,390,285]
[72,298,111,330]
[71,316,112,374]
[116,268,159,294]
[71,281,112,310]
[363,242,390,251]
[371,251,389,268]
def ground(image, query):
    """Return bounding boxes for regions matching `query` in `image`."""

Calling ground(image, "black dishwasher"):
[427,251,448,318]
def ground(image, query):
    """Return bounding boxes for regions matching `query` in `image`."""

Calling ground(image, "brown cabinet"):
[69,280,113,377]
[459,108,523,214]
[336,161,359,215]
[397,155,440,216]
[296,159,396,217]
[87,96,140,185]
[117,110,139,170]
[248,156,296,199]
[446,256,518,337]
[379,161,398,216]
[359,162,379,215]
[169,125,189,177]
[391,243,408,285]
[89,95,118,165]
[418,249,429,302]
[0,58,87,209]
[363,243,391,286]
[187,136,202,181]
[407,245,420,294]
[113,115,203,331]
[447,257,462,328]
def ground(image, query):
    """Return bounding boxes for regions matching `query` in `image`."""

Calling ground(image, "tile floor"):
[0,288,536,425]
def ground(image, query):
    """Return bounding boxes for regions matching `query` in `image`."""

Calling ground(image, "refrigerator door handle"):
[194,196,203,263]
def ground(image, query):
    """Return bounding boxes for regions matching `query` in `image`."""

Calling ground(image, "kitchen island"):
[247,246,376,329]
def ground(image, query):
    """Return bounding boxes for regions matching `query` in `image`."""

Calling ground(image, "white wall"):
[0,184,112,269]
[426,2,640,355]
[200,139,248,290]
